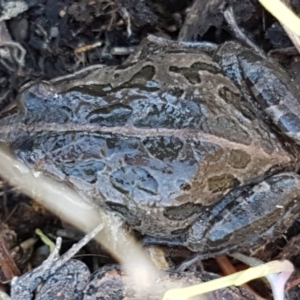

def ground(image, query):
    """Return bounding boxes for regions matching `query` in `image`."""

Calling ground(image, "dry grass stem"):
[0,149,160,294]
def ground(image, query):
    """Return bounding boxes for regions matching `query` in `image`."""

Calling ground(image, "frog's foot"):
[10,223,103,300]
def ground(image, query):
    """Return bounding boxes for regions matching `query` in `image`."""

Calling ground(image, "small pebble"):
[50,27,59,39]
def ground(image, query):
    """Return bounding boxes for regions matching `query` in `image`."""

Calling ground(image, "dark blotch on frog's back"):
[90,65,158,93]
[105,136,141,158]
[105,202,142,226]
[207,174,240,193]
[228,149,251,169]
[143,136,183,161]
[57,160,105,183]
[168,88,184,98]
[121,65,156,87]
[170,65,201,84]
[87,103,133,126]
[169,61,221,84]
[163,202,203,221]
[110,165,158,195]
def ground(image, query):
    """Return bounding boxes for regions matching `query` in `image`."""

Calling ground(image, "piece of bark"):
[0,232,20,283]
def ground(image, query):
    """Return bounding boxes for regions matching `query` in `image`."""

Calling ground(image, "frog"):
[2,35,300,257]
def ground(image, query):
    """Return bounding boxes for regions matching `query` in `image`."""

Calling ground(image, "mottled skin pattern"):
[35,260,90,300]
[1,38,300,255]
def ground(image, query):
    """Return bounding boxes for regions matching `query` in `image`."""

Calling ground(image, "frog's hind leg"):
[185,172,300,256]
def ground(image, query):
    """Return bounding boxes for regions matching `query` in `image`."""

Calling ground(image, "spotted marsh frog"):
[2,36,300,256]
